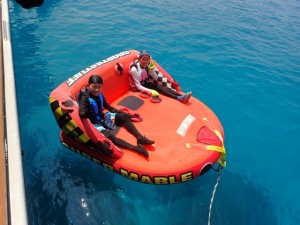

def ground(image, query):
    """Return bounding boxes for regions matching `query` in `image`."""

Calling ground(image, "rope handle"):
[59,98,74,111]
[120,107,143,122]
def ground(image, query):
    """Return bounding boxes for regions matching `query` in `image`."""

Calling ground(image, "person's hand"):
[151,90,159,97]
[149,60,155,71]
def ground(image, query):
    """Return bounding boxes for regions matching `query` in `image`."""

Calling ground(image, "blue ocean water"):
[9,0,300,224]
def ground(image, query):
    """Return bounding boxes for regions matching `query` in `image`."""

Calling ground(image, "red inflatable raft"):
[49,50,226,185]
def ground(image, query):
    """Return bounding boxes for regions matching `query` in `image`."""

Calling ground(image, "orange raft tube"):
[49,50,226,185]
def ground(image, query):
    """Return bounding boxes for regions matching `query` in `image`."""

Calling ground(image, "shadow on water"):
[19,110,282,225]
[22,125,282,225]
[14,0,44,9]
[22,126,124,225]
[211,171,280,225]
[93,168,283,225]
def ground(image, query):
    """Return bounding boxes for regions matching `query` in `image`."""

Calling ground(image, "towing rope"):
[208,165,223,225]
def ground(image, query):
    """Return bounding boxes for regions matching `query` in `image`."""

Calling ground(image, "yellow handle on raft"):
[206,145,226,167]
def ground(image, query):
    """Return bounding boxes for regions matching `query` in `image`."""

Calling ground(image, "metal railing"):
[1,0,28,224]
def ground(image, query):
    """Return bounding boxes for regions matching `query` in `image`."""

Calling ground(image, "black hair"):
[139,50,150,59]
[88,75,103,85]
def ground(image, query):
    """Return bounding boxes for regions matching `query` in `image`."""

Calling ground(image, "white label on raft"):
[177,114,196,136]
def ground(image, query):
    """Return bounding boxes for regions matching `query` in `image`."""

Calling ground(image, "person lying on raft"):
[78,75,154,158]
[129,50,192,103]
